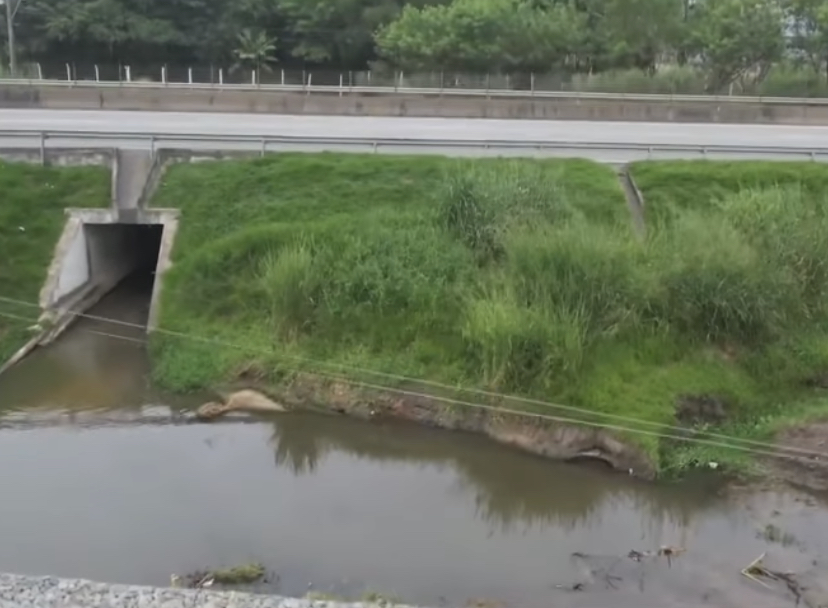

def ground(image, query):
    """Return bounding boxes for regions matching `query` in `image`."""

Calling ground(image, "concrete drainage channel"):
[0,148,180,374]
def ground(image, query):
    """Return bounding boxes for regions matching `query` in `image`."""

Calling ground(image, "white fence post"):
[339,73,343,96]
[252,69,256,85]
[125,65,131,82]
[65,63,71,81]
[188,67,193,84]
[530,72,535,96]
[306,72,312,94]
[94,65,100,82]
[281,69,285,86]
[36,63,43,80]
[219,68,223,85]
[161,65,167,84]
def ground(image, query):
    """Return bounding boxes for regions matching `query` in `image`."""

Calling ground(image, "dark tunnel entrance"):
[81,223,165,330]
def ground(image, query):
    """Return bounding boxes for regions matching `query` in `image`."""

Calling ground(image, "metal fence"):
[10,61,827,98]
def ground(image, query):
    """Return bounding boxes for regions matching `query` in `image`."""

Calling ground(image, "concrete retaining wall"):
[4,84,828,124]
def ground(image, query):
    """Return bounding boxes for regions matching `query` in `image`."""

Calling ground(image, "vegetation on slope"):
[151,153,828,475]
[0,161,111,364]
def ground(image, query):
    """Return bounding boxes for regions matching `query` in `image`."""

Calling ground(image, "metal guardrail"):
[1,77,827,106]
[2,129,828,163]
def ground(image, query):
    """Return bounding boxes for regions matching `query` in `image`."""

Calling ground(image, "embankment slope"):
[0,162,110,363]
[149,153,828,476]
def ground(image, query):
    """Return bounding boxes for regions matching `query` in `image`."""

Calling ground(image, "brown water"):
[0,280,826,608]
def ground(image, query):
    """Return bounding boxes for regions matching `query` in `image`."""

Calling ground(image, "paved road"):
[2,109,828,148]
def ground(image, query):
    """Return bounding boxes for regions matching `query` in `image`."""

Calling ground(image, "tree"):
[598,0,686,74]
[689,0,786,92]
[376,0,585,73]
[232,28,277,74]
[787,0,828,82]
[2,0,25,75]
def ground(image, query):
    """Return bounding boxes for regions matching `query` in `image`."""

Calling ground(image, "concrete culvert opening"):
[84,223,164,291]
[32,209,180,350]
[80,222,165,327]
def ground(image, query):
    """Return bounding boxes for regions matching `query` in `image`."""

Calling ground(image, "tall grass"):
[152,153,828,471]
[0,162,110,363]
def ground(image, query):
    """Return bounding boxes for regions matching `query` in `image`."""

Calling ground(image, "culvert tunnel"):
[38,209,179,344]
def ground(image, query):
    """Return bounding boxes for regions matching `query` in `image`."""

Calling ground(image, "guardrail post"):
[251,69,256,86]
[65,63,71,82]
[36,63,43,80]
[373,141,378,153]
[439,71,444,95]
[530,72,535,97]
[188,67,193,84]
[219,68,223,85]
[161,65,167,84]
[281,69,285,86]
[306,72,312,95]
[486,74,490,99]
[94,65,100,82]
[399,71,404,90]
[261,138,266,157]
[39,132,46,166]
[339,73,343,97]
[126,65,132,82]
[149,136,155,158]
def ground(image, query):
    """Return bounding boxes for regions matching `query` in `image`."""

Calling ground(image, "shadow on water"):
[0,278,826,608]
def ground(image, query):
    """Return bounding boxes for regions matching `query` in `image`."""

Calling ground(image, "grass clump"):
[0,161,110,363]
[151,153,828,475]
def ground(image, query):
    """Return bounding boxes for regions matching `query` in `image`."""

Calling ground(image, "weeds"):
[151,154,828,474]
[0,162,110,363]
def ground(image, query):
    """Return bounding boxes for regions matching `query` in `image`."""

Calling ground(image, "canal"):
[0,279,826,608]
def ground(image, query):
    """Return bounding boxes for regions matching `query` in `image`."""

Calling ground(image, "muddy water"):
[0,281,826,608]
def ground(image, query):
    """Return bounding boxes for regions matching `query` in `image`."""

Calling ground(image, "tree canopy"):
[3,0,826,93]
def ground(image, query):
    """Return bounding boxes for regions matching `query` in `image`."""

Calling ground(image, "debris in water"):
[170,562,267,589]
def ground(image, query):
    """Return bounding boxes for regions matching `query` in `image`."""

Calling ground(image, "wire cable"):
[1,294,824,460]
[1,305,826,466]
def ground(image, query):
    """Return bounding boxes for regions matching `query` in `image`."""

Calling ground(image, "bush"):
[644,211,800,343]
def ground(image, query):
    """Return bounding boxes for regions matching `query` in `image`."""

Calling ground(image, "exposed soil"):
[769,421,828,492]
[675,394,729,426]
[227,373,657,479]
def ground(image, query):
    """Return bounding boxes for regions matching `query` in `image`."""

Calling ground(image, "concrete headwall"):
[3,83,828,125]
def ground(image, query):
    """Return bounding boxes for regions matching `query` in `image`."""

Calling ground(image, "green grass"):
[151,154,828,476]
[629,160,828,226]
[0,161,111,363]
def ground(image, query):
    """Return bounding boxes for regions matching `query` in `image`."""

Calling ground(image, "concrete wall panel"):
[53,225,89,301]
[5,84,828,125]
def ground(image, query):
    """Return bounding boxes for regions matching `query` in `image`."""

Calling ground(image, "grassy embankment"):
[149,153,828,475]
[0,161,111,364]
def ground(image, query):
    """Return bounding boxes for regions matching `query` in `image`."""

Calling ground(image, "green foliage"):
[688,0,785,91]
[0,161,111,363]
[151,154,828,476]
[11,0,828,97]
[375,0,585,72]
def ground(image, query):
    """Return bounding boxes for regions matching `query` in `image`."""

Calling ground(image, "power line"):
[0,294,823,459]
[1,302,826,466]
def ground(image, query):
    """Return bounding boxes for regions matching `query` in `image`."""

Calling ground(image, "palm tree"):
[231,28,277,75]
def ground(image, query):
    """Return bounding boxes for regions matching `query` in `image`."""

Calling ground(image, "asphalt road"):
[2,109,828,147]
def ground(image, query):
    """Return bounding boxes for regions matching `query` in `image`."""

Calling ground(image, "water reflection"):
[261,413,727,535]
[0,279,825,608]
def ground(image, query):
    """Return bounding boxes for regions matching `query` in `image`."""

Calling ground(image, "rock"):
[196,389,287,421]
